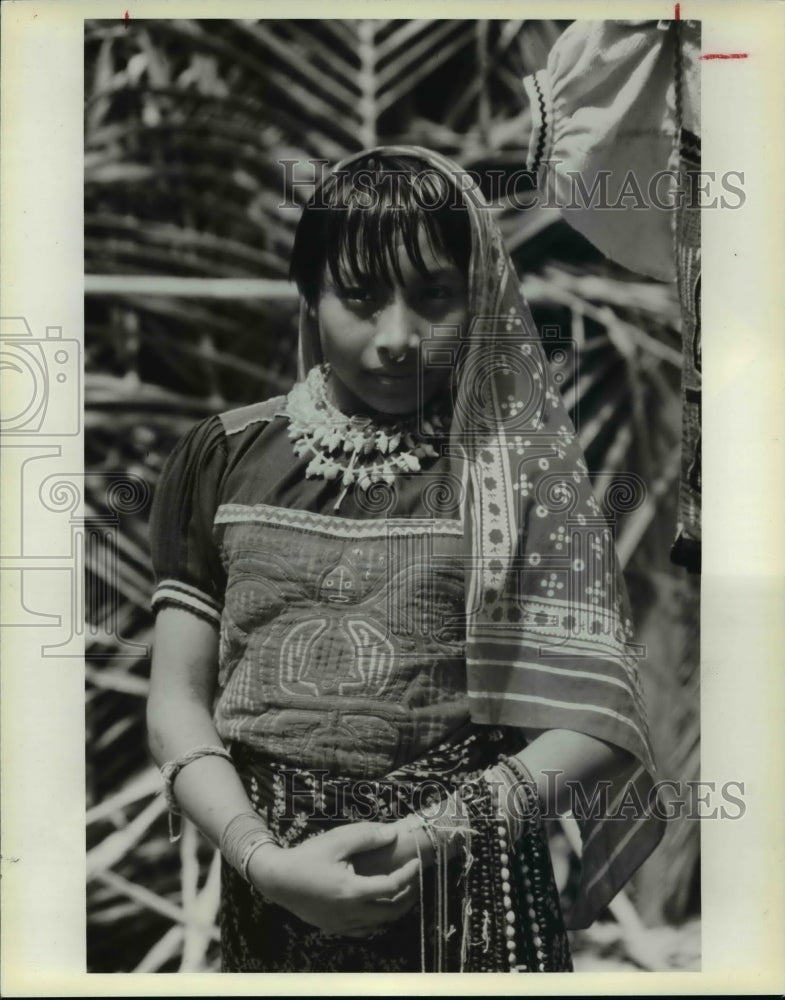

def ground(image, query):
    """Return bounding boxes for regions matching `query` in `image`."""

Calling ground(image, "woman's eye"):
[339,287,375,303]
[421,285,453,302]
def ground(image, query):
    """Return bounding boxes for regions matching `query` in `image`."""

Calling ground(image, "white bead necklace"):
[285,363,451,511]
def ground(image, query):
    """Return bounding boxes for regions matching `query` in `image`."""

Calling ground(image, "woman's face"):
[316,228,469,417]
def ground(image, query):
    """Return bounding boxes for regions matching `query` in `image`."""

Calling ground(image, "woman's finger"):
[319,884,417,936]
[358,888,418,925]
[321,821,397,859]
[386,879,418,906]
[349,856,420,901]
[351,883,418,922]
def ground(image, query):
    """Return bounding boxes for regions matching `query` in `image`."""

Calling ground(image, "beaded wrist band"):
[496,754,542,831]
[482,763,524,843]
[220,811,279,885]
[160,744,234,843]
[497,754,541,805]
[482,755,543,844]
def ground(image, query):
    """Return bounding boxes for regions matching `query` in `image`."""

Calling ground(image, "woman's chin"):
[365,377,450,417]
[362,399,418,419]
[328,369,449,420]
[332,379,415,418]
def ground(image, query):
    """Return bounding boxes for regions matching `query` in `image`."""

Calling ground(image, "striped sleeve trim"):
[477,657,634,697]
[572,815,665,928]
[584,811,656,894]
[468,651,649,725]
[549,762,666,929]
[468,624,637,666]
[152,579,222,626]
[569,766,666,929]
[581,766,647,854]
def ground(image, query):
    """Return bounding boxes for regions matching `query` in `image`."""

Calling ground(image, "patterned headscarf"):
[296,145,664,929]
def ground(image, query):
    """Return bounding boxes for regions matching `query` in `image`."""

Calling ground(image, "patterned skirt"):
[220,723,572,973]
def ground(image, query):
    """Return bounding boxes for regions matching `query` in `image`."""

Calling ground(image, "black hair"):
[289,153,472,306]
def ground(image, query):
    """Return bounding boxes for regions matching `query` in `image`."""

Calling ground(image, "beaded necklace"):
[285,363,451,511]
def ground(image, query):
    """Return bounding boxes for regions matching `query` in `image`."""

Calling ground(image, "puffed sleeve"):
[523,19,700,282]
[149,415,228,627]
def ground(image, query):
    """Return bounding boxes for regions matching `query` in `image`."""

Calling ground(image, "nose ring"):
[389,351,408,365]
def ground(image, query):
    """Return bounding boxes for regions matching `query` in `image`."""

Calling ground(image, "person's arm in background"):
[147,606,419,935]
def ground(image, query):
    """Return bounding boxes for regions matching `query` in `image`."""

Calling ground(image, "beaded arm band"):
[160,744,234,843]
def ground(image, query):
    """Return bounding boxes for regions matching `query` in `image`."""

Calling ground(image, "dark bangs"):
[289,154,471,304]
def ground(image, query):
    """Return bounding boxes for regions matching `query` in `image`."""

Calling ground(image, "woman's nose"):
[374,294,418,359]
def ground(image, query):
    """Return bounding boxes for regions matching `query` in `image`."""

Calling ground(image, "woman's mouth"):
[365,369,417,384]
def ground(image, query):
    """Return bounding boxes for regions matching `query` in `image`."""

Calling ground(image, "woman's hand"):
[349,815,432,878]
[350,798,466,879]
[246,822,420,936]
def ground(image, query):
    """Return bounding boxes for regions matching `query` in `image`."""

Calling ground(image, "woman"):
[147,146,664,972]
